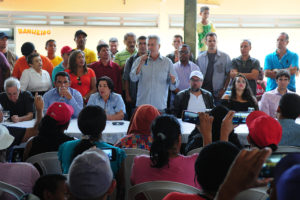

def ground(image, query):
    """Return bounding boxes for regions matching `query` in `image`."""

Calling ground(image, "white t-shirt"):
[187,93,206,113]
[20,68,52,92]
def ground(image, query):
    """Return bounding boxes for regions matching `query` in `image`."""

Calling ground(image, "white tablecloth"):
[6,119,249,145]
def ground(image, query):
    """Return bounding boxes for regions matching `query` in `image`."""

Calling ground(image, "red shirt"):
[89,60,122,94]
[12,55,54,79]
[65,68,96,98]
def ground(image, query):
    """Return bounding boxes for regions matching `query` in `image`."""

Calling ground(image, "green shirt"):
[114,49,137,69]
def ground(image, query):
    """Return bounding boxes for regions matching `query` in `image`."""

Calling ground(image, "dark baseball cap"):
[74,30,87,39]
[0,32,8,39]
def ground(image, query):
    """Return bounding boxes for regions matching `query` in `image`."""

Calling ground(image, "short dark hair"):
[180,44,191,52]
[174,34,183,41]
[109,37,118,43]
[279,93,300,119]
[26,52,40,65]
[150,115,181,168]
[21,42,35,56]
[33,174,66,199]
[280,32,289,41]
[241,39,251,46]
[55,71,70,82]
[205,32,217,41]
[45,39,55,48]
[200,6,209,13]
[96,43,109,53]
[96,76,114,92]
[276,69,290,80]
[195,141,240,194]
[137,36,147,42]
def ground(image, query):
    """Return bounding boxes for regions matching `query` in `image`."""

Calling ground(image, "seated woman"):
[0,125,40,200]
[87,76,125,120]
[115,104,160,150]
[221,74,258,112]
[130,115,200,189]
[65,50,96,104]
[20,52,52,96]
[58,105,126,198]
[23,102,75,161]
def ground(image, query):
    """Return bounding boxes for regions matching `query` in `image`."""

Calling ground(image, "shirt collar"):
[179,61,191,67]
[99,60,113,68]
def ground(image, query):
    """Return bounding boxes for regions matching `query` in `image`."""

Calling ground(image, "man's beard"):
[191,87,200,92]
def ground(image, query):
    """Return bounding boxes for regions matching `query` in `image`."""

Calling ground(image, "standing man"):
[123,35,147,118]
[264,32,299,92]
[230,39,260,95]
[197,32,231,104]
[51,46,73,83]
[74,30,97,65]
[109,37,119,59]
[166,35,184,63]
[130,35,178,112]
[45,39,62,67]
[43,71,83,118]
[89,44,122,94]
[0,32,17,73]
[197,6,216,52]
[114,33,137,70]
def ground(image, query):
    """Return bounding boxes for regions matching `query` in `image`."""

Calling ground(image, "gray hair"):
[147,35,160,45]
[109,37,118,43]
[241,39,252,46]
[4,77,21,91]
[124,32,136,41]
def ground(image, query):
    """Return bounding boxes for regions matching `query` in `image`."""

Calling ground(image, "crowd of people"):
[0,5,300,200]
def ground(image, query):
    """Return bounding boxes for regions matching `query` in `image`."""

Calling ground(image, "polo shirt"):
[114,49,137,69]
[264,49,299,91]
[0,91,34,117]
[50,56,63,67]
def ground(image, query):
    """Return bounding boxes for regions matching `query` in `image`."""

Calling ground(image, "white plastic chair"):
[124,148,149,200]
[0,181,25,199]
[26,152,62,175]
[187,147,202,155]
[234,188,268,200]
[128,181,201,200]
[276,146,300,152]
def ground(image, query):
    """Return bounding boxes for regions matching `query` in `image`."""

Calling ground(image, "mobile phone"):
[259,152,289,178]
[232,112,250,124]
[182,110,199,125]
[102,148,117,161]
[112,121,124,125]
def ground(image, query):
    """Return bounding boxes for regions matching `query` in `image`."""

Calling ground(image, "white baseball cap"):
[0,125,14,150]
[189,70,204,80]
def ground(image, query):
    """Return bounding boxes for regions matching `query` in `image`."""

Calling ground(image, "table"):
[6,119,248,145]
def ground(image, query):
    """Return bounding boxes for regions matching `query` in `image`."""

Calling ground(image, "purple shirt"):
[259,88,293,118]
[174,61,200,91]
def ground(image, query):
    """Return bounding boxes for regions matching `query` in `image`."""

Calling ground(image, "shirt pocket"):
[216,63,224,73]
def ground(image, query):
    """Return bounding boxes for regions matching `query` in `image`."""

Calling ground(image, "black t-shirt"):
[6,126,26,147]
[0,90,34,117]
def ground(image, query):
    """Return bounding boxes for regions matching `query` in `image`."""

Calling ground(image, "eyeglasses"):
[190,78,202,82]
[77,76,82,85]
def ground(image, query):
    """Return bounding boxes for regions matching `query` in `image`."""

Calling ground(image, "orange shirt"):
[12,55,54,79]
[65,68,96,98]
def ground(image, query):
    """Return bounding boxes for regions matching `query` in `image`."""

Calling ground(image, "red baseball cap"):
[246,111,282,148]
[46,102,74,125]
[61,46,73,55]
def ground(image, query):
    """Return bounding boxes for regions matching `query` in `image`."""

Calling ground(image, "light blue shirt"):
[197,50,231,97]
[278,119,300,147]
[130,54,179,110]
[174,61,200,91]
[264,49,299,92]
[43,87,83,118]
[87,92,126,115]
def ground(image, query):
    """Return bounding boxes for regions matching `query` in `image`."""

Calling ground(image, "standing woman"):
[221,74,258,112]
[20,53,52,96]
[65,50,96,103]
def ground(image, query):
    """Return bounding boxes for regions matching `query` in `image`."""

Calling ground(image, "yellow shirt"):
[50,56,63,67]
[82,48,97,64]
[196,21,216,52]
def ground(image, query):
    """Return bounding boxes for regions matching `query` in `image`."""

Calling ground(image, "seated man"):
[67,149,116,200]
[260,69,293,118]
[43,71,83,118]
[0,77,34,123]
[277,93,300,146]
[173,70,214,118]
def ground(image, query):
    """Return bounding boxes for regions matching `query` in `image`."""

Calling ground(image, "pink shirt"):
[0,162,40,200]
[130,154,200,189]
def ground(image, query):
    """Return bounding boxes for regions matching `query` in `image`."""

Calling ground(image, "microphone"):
[145,50,151,66]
